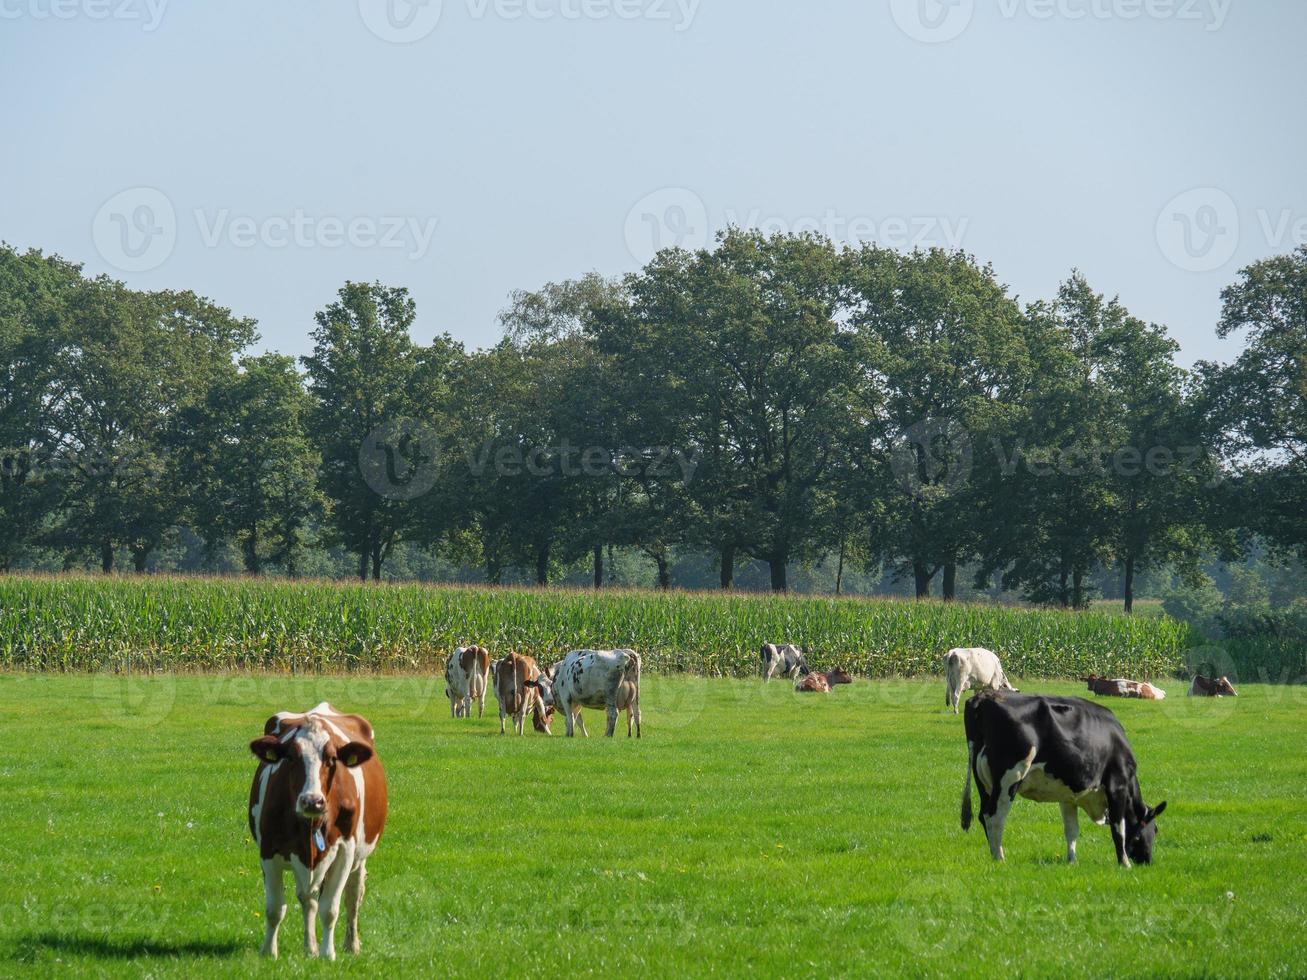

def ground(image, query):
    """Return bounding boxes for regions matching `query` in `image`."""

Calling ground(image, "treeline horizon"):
[2,233,1304,613]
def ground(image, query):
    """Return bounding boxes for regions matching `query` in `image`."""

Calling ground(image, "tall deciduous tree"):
[303,282,425,581]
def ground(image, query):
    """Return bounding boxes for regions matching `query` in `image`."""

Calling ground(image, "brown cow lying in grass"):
[1188,674,1238,697]
[1086,674,1167,700]
[795,668,854,693]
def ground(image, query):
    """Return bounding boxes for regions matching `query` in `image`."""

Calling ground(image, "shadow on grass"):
[11,932,243,962]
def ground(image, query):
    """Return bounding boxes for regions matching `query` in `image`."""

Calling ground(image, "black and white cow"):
[761,643,810,682]
[550,649,642,738]
[961,691,1167,867]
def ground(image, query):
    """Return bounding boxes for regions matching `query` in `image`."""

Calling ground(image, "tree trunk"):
[535,545,549,586]
[371,546,383,582]
[243,531,261,576]
[719,543,735,590]
[1058,561,1070,608]
[942,562,957,602]
[101,539,114,574]
[836,539,846,596]
[913,560,932,599]
[593,544,604,589]
[357,550,368,582]
[1123,555,1136,615]
[1072,568,1086,610]
[132,548,149,574]
[769,555,788,593]
[656,553,671,590]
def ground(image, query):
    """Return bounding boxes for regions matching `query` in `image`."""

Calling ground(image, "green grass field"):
[2,673,1304,977]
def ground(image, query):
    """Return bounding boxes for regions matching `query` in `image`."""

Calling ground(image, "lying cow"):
[248,702,387,959]
[961,691,1166,866]
[795,668,854,693]
[552,649,642,738]
[1086,675,1166,700]
[944,647,1017,714]
[761,643,810,682]
[491,653,553,736]
[445,645,491,718]
[1188,674,1238,697]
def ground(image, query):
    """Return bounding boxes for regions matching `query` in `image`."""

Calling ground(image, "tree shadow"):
[11,932,244,962]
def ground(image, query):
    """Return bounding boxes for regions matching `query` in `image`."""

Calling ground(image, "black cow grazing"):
[960,691,1166,867]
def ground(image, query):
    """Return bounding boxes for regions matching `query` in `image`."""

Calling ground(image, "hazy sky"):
[3,0,1304,367]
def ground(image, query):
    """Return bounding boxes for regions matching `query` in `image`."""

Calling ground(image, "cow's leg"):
[984,747,1034,861]
[605,700,619,737]
[291,857,319,957]
[1107,790,1132,868]
[1060,803,1081,864]
[952,668,971,714]
[259,857,287,958]
[575,707,589,738]
[449,696,457,719]
[343,861,367,955]
[316,846,354,962]
[562,697,576,737]
[499,701,507,735]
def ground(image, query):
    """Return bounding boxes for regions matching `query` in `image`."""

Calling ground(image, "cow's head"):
[250,720,374,822]
[1215,676,1238,697]
[525,672,555,734]
[1127,801,1167,865]
[826,668,854,686]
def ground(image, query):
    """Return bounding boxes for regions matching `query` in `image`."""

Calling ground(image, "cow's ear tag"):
[344,754,357,767]
[264,750,278,763]
[313,828,326,851]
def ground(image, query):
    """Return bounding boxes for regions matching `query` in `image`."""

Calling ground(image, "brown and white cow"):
[1086,675,1167,700]
[1188,674,1238,697]
[248,702,387,960]
[492,653,553,735]
[795,668,855,693]
[445,645,491,718]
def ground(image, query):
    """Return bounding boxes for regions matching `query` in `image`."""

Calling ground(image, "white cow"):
[550,649,642,738]
[444,645,491,719]
[944,647,1017,714]
[760,643,810,682]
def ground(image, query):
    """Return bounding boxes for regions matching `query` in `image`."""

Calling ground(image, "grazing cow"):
[1188,674,1238,698]
[248,703,387,960]
[961,691,1166,867]
[944,647,1017,714]
[491,653,553,736]
[761,643,810,682]
[552,649,642,738]
[445,645,491,718]
[795,668,855,693]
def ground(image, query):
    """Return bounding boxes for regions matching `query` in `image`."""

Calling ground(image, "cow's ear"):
[1146,801,1167,823]
[338,742,373,768]
[250,736,286,764]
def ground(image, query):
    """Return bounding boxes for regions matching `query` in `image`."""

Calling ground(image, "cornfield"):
[0,575,1190,679]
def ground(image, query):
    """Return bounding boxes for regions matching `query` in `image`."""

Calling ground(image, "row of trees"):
[2,236,1303,610]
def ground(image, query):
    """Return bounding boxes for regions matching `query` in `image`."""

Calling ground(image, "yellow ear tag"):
[344,754,357,767]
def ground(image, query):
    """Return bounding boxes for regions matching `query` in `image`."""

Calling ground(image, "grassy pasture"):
[0,575,1188,678]
[1,674,1304,978]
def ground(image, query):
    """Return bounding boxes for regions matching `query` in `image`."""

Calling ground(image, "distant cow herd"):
[247,641,1240,958]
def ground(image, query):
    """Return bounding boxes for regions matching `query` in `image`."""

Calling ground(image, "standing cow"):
[552,649,642,738]
[492,653,553,736]
[945,647,1017,714]
[761,643,810,682]
[248,702,387,959]
[445,645,491,718]
[961,691,1166,866]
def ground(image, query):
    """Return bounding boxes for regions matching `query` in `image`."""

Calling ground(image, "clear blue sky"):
[3,0,1304,366]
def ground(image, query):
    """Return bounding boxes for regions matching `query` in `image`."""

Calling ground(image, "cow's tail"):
[961,740,976,831]
[628,650,642,739]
